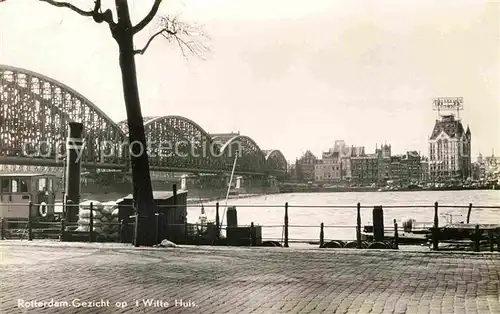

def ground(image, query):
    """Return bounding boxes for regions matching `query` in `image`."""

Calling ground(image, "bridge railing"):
[1,202,499,252]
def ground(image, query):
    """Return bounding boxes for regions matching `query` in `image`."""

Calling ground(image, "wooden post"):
[1,218,4,240]
[28,201,33,241]
[215,202,220,240]
[356,203,362,249]
[89,202,94,242]
[284,202,289,248]
[120,219,126,243]
[488,230,494,252]
[172,184,178,206]
[250,222,256,246]
[319,222,324,248]
[155,213,160,245]
[133,209,139,248]
[184,219,189,245]
[59,218,65,242]
[372,206,384,242]
[466,203,472,224]
[432,202,439,251]
[393,219,399,250]
[473,225,480,252]
[497,230,500,252]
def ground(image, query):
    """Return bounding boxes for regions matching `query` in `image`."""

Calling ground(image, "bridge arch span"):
[215,135,266,172]
[264,149,288,173]
[0,64,126,165]
[118,115,223,170]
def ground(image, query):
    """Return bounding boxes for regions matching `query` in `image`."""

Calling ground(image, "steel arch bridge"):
[0,65,287,176]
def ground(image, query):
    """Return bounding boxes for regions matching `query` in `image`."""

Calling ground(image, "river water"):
[187,190,500,243]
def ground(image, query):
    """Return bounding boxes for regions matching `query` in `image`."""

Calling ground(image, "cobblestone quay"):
[1,242,499,313]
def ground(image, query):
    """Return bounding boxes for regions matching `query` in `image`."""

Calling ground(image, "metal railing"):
[1,201,499,252]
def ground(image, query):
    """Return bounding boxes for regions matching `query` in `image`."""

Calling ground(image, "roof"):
[430,115,465,140]
[298,150,317,162]
[0,173,57,177]
[119,190,188,201]
[347,146,365,157]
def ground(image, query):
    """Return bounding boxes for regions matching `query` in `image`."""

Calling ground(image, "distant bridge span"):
[0,65,287,176]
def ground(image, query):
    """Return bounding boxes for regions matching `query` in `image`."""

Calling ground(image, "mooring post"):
[1,218,5,240]
[393,219,399,250]
[215,202,220,240]
[250,222,256,246]
[319,222,324,248]
[89,202,93,243]
[467,203,472,224]
[356,202,362,249]
[473,225,480,252]
[284,202,289,248]
[432,202,439,251]
[28,201,33,241]
[65,122,84,225]
[372,206,384,242]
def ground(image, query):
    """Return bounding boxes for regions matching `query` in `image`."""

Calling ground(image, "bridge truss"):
[0,65,287,176]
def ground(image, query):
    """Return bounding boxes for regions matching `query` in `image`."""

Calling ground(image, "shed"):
[116,190,188,244]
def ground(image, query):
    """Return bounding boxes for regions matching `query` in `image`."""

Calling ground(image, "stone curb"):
[1,240,498,256]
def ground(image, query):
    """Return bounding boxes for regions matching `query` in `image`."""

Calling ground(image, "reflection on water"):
[187,190,500,241]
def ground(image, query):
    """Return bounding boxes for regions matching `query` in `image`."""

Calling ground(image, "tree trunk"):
[115,0,156,246]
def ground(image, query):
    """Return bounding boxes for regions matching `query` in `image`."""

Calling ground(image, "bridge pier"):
[268,176,277,188]
[181,174,188,190]
[235,176,243,189]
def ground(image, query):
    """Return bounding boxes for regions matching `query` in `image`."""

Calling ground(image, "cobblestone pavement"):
[1,242,499,314]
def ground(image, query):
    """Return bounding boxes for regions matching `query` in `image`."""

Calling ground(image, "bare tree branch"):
[38,0,116,28]
[38,0,94,16]
[134,29,172,55]
[132,0,163,34]
[154,15,211,60]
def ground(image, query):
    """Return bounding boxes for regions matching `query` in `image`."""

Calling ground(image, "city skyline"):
[1,0,498,161]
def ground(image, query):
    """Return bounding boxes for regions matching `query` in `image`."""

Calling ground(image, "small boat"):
[360,228,428,245]
[360,218,431,245]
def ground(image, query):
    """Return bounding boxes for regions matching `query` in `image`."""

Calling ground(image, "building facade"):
[351,155,379,185]
[484,153,500,181]
[420,157,429,182]
[310,141,427,186]
[400,151,422,184]
[314,141,365,182]
[295,151,318,182]
[376,144,392,184]
[314,156,342,182]
[428,114,471,181]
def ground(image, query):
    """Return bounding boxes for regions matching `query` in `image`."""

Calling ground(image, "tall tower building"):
[428,97,471,181]
[428,114,471,180]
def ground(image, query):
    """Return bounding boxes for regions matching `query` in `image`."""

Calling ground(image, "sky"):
[1,0,499,162]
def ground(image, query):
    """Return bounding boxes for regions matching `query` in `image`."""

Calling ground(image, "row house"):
[351,155,379,185]
[314,141,365,183]
[401,151,422,184]
[314,155,342,182]
[420,157,429,182]
[295,150,317,182]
